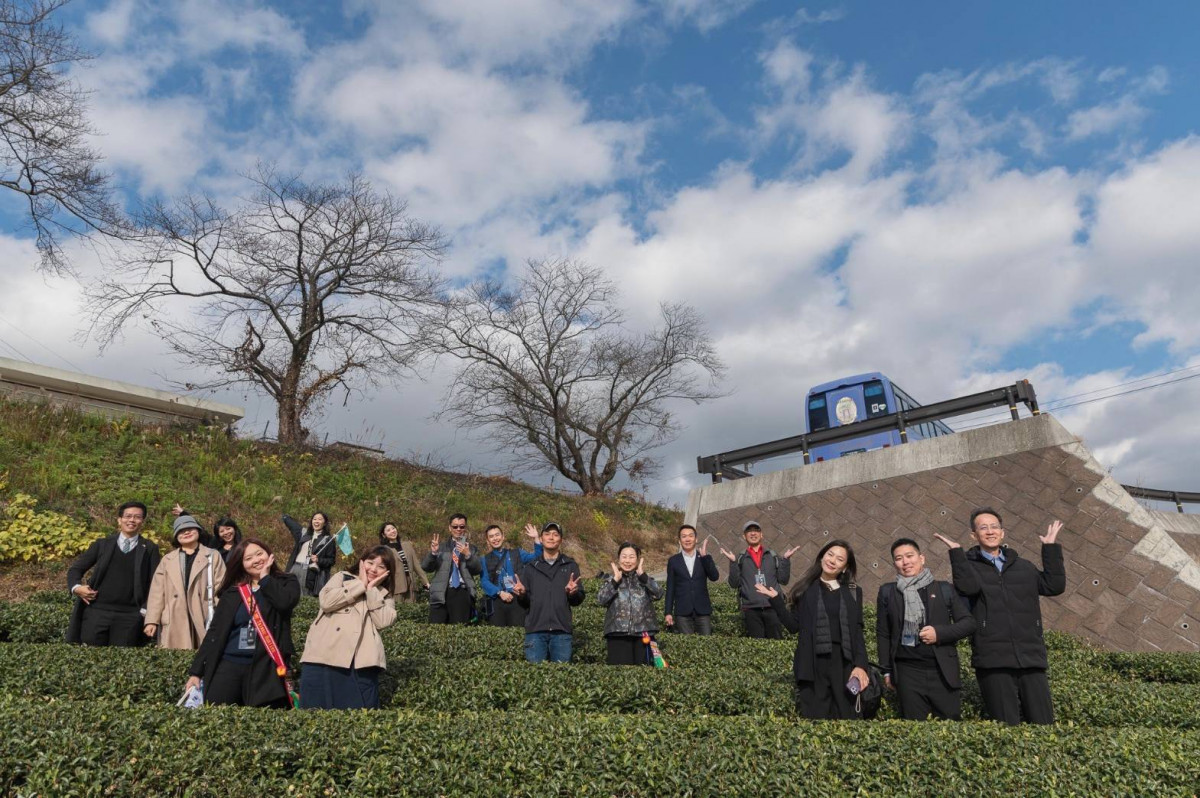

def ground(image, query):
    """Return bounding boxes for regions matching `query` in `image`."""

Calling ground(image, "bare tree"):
[2,0,122,274]
[88,166,445,445]
[433,257,726,495]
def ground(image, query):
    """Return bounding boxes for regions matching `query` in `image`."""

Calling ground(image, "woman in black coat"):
[759,539,870,720]
[283,511,337,597]
[185,538,301,708]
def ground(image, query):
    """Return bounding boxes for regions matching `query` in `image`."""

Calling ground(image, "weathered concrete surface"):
[686,414,1200,652]
[0,357,243,427]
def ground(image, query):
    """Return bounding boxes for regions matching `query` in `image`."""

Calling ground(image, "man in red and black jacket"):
[720,521,798,639]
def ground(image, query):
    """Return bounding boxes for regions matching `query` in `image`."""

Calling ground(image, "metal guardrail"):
[1121,485,1200,514]
[698,380,1040,483]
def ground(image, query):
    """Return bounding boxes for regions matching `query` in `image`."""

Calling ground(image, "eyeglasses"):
[120,514,145,520]
[975,525,1003,532]
[450,524,467,530]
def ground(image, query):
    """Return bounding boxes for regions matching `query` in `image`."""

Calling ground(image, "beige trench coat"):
[300,571,396,669]
[389,541,428,602]
[144,545,226,650]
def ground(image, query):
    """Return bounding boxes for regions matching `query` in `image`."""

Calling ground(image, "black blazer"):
[189,572,301,707]
[876,580,975,689]
[770,582,868,683]
[65,534,161,644]
[663,552,720,617]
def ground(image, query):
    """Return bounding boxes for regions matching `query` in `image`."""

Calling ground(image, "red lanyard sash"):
[238,584,288,678]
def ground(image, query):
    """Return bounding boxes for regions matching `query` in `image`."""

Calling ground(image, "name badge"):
[238,624,257,651]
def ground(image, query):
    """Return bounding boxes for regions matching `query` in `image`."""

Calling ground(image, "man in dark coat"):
[663,524,720,635]
[512,521,585,663]
[720,521,798,639]
[935,507,1066,725]
[66,501,162,646]
[877,537,976,720]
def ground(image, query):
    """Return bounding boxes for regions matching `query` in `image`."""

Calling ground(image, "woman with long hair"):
[211,517,243,563]
[596,542,663,665]
[283,511,337,597]
[378,522,427,602]
[184,538,301,708]
[757,540,870,719]
[299,545,398,709]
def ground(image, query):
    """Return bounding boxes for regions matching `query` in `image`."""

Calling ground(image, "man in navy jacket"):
[663,525,720,635]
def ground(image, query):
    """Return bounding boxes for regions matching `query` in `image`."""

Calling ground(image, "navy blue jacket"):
[663,552,720,617]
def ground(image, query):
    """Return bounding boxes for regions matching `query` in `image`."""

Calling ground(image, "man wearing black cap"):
[512,521,585,662]
[66,501,162,646]
[720,521,798,639]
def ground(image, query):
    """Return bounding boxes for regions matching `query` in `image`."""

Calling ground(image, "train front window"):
[864,381,888,418]
[808,395,829,432]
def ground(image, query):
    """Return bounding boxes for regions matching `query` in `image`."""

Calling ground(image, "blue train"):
[805,372,953,461]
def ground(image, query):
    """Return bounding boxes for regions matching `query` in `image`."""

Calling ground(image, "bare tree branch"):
[432,257,727,494]
[1,0,126,274]
[87,165,446,445]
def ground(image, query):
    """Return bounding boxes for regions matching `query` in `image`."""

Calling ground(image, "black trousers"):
[80,605,144,647]
[796,652,860,720]
[205,659,289,708]
[606,635,651,665]
[895,659,960,720]
[975,666,1054,725]
[488,597,527,627]
[673,614,712,635]
[741,607,782,639]
[429,587,474,624]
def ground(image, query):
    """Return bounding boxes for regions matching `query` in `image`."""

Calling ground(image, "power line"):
[0,334,33,362]
[0,315,85,372]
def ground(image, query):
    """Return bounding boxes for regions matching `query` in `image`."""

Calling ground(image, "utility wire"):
[0,315,84,372]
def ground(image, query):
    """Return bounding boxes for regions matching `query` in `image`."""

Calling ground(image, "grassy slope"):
[0,399,680,594]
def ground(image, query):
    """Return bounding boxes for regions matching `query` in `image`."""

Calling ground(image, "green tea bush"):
[1,695,1198,797]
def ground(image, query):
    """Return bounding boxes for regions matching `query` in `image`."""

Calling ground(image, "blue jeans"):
[524,631,573,663]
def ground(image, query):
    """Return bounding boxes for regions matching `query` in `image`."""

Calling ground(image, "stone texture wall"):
[689,416,1200,653]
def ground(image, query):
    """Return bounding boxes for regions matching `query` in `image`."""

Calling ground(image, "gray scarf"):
[896,567,934,646]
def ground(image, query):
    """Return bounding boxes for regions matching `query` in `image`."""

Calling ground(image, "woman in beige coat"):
[299,545,397,709]
[379,522,428,602]
[144,515,227,649]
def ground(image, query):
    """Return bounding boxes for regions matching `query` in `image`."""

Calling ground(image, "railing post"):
[1174,492,1184,514]
[897,412,908,443]
[1005,386,1019,420]
[802,434,811,464]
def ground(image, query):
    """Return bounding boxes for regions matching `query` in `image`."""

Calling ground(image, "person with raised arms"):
[479,523,541,627]
[597,542,663,665]
[511,522,584,663]
[877,537,975,720]
[664,524,720,635]
[422,513,482,624]
[934,508,1066,725]
[719,521,799,639]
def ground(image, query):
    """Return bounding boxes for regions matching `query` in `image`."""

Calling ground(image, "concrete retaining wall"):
[686,414,1200,652]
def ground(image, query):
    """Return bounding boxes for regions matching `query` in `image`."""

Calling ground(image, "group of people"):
[65,503,1067,725]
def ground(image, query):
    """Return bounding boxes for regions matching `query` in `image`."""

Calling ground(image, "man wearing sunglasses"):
[422,513,482,624]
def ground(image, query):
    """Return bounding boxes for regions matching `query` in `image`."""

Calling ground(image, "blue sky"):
[2,0,1199,507]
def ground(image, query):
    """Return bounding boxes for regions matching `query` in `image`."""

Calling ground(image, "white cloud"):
[659,0,758,32]
[1066,94,1148,140]
[1089,137,1200,350]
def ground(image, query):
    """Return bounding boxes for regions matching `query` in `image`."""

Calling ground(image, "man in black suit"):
[663,525,720,635]
[877,538,975,720]
[66,501,162,646]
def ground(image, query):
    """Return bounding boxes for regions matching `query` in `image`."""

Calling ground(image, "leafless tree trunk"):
[87,166,445,445]
[1,0,123,274]
[433,257,726,495]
